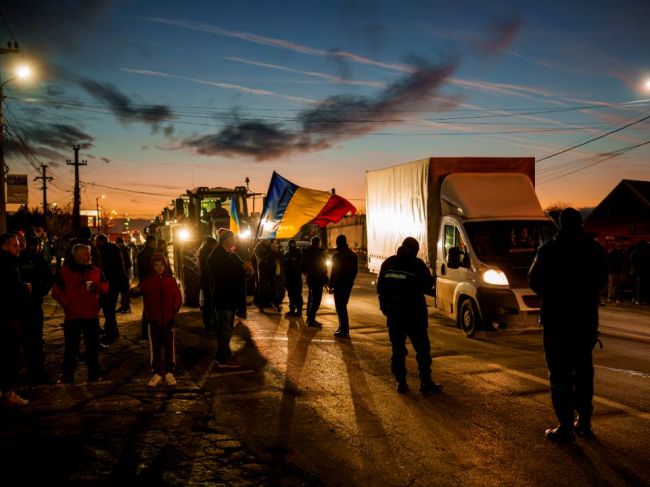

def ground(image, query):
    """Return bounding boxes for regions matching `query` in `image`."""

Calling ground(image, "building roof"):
[585,179,650,225]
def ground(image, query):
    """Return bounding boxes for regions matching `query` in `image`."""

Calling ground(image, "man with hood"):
[135,253,182,387]
[377,237,442,395]
[52,243,109,383]
[529,208,607,442]
[329,235,358,339]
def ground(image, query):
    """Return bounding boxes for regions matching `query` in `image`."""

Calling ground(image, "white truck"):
[366,157,556,337]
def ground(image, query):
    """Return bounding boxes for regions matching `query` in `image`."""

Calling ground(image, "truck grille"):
[522,295,541,308]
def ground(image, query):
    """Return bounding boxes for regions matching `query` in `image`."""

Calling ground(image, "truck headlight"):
[178,228,190,241]
[326,258,332,268]
[482,269,509,286]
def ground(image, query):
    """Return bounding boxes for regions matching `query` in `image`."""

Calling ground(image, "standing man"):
[329,235,358,339]
[301,236,329,327]
[630,240,649,305]
[115,236,133,313]
[283,240,303,317]
[0,233,31,406]
[17,235,53,384]
[198,236,218,331]
[208,228,247,369]
[377,237,442,395]
[529,208,607,442]
[52,244,109,383]
[137,235,158,339]
[95,234,127,344]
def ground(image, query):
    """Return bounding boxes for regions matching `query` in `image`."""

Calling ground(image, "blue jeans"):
[214,309,235,362]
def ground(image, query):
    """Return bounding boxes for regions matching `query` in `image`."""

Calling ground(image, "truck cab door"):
[436,222,469,316]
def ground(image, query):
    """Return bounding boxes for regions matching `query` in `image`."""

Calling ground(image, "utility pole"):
[34,164,53,236]
[0,40,21,233]
[66,145,87,234]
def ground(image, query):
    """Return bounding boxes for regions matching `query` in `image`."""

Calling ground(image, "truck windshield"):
[464,220,557,263]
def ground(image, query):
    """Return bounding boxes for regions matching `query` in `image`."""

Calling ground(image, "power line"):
[536,113,650,163]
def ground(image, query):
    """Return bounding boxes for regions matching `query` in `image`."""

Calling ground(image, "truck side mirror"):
[447,247,467,269]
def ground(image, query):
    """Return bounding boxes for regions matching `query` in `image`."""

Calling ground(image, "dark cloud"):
[182,59,458,161]
[73,76,174,130]
[5,122,94,162]
[101,157,111,163]
[475,14,522,54]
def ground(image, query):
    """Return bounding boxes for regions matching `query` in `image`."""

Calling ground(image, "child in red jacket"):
[135,253,182,387]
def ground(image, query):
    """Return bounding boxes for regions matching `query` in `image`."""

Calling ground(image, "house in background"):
[584,179,650,250]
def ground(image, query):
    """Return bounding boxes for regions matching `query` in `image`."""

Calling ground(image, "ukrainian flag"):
[257,172,356,239]
[230,196,240,234]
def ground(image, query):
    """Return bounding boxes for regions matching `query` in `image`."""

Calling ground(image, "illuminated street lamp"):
[0,62,33,233]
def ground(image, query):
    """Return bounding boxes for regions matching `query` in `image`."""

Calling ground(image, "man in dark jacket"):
[208,228,247,369]
[377,237,442,395]
[0,233,31,406]
[137,235,158,339]
[17,235,53,383]
[329,235,358,339]
[198,236,218,331]
[64,226,102,269]
[301,236,329,327]
[529,208,608,442]
[96,234,127,343]
[254,239,280,312]
[606,245,624,303]
[283,240,303,317]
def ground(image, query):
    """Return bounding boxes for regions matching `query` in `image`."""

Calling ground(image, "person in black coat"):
[0,233,31,406]
[301,236,329,327]
[529,208,608,442]
[283,240,303,317]
[377,237,442,395]
[17,235,53,383]
[208,228,247,368]
[137,235,158,339]
[96,234,127,343]
[64,226,102,269]
[329,235,358,338]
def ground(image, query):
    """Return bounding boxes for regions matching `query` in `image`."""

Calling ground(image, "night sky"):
[2,0,649,218]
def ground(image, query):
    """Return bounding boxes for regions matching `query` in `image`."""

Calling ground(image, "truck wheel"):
[459,298,481,338]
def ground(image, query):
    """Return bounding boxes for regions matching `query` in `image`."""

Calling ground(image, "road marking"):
[495,365,650,421]
[595,365,650,379]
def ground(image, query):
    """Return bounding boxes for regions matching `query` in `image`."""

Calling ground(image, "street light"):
[95,194,105,229]
[0,62,33,233]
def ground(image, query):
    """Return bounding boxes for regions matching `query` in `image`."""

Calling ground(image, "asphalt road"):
[2,274,648,486]
[210,272,650,486]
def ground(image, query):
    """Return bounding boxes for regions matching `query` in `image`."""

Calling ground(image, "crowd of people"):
[0,212,643,443]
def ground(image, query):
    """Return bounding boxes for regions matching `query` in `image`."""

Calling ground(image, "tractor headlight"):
[178,228,190,242]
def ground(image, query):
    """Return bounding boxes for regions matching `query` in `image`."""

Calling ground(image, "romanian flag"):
[258,172,356,239]
[230,196,240,234]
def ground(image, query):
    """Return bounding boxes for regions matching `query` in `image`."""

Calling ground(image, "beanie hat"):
[401,237,419,252]
[217,228,235,244]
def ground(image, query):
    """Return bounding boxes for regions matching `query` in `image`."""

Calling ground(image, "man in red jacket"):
[135,253,182,387]
[52,244,109,383]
